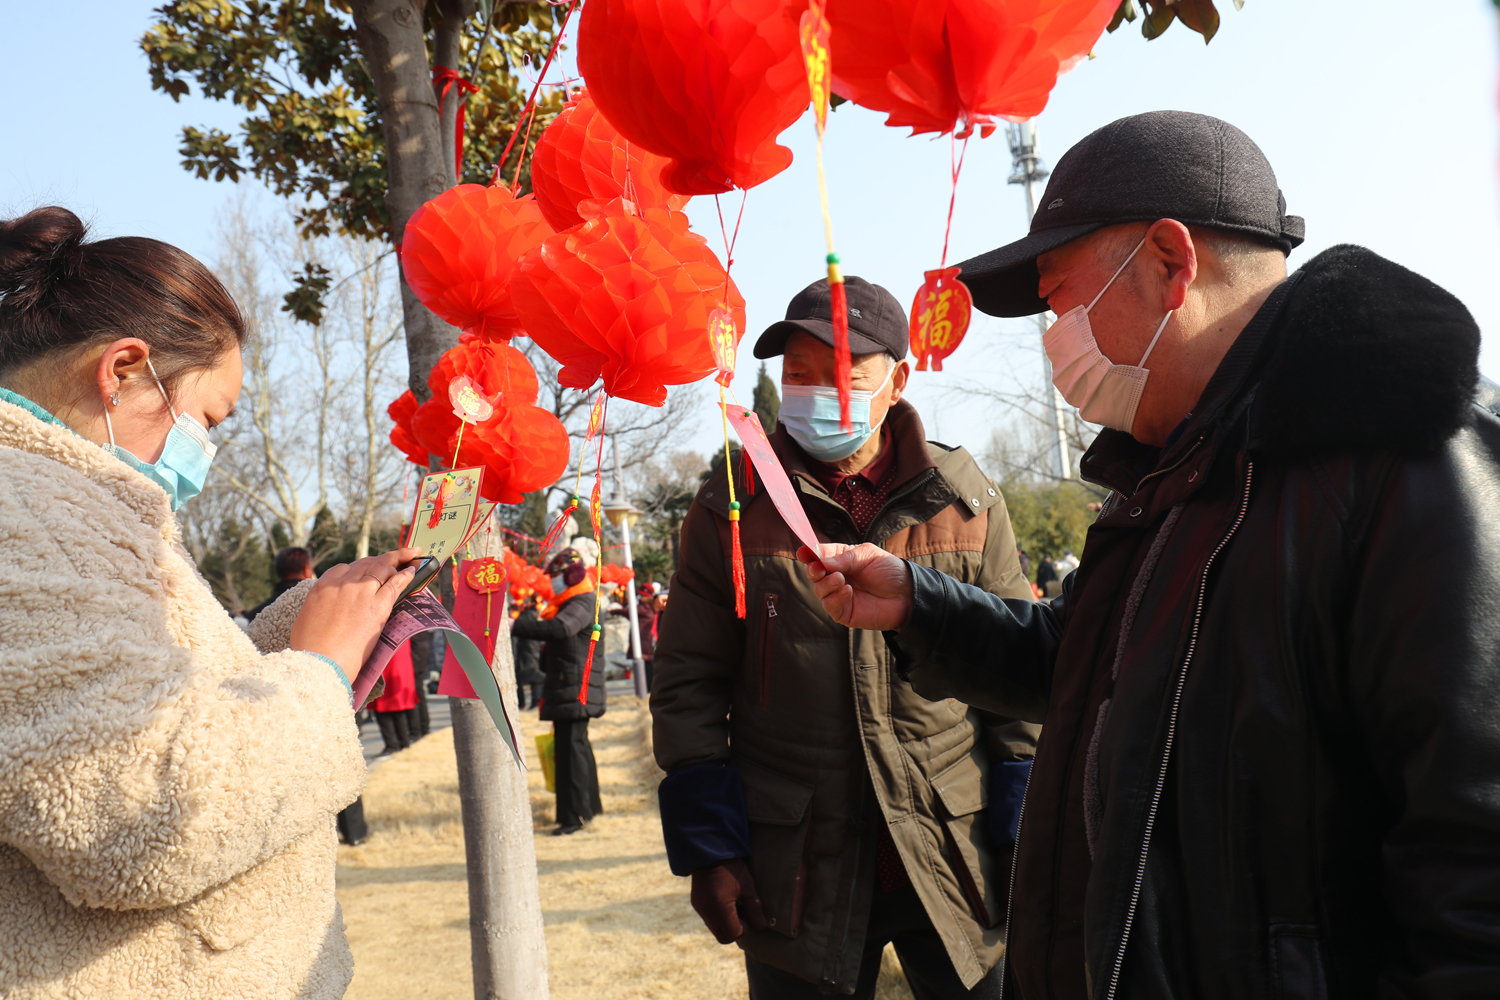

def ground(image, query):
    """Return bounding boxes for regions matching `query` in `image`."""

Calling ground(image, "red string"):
[939,133,971,269]
[494,1,577,190]
[432,66,480,182]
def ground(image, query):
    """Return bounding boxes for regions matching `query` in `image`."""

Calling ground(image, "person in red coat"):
[371,640,419,754]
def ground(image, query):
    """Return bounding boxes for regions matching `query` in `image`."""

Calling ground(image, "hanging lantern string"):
[799,0,851,431]
[580,394,611,702]
[720,387,748,618]
[714,190,749,278]
[539,387,601,556]
[432,66,480,182]
[939,132,972,270]
[494,0,579,191]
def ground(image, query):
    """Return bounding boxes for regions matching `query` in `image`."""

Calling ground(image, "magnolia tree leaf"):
[283,263,334,326]
[1141,1,1177,39]
[1174,0,1222,42]
[1107,0,1139,33]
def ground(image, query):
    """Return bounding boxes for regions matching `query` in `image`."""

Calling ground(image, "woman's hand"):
[797,543,914,631]
[289,546,423,679]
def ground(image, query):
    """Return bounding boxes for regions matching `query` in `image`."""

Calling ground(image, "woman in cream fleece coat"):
[0,207,420,999]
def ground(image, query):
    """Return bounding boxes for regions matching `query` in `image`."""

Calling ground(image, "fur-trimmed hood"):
[1248,244,1482,461]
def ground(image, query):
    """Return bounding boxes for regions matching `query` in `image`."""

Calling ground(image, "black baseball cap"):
[957,111,1306,317]
[754,275,910,360]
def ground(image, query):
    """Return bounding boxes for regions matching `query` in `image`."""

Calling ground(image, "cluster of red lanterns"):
[389,0,1120,509]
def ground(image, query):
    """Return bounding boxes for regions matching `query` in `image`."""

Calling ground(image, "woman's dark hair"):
[0,206,245,400]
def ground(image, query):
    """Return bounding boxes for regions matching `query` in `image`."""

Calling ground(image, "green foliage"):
[631,544,673,585]
[1108,0,1244,43]
[142,0,567,243]
[999,478,1096,580]
[752,363,780,434]
[198,517,272,612]
[283,261,332,324]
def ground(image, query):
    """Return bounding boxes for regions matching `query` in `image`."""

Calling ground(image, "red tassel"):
[742,447,755,496]
[580,624,601,701]
[830,278,852,431]
[729,502,746,619]
[540,495,580,553]
[426,475,449,529]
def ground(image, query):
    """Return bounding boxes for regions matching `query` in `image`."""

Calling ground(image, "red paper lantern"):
[510,199,747,407]
[530,89,692,232]
[577,0,810,195]
[400,184,555,340]
[388,390,429,466]
[404,340,570,503]
[826,0,1119,137]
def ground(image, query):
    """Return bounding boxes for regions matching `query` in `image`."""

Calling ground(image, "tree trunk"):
[349,0,466,403]
[452,517,550,999]
[348,5,549,998]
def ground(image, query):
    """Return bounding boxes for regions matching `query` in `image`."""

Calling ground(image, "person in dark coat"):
[803,112,1500,998]
[512,548,606,835]
[511,595,546,710]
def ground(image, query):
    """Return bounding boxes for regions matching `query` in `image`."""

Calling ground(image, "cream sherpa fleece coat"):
[0,399,367,999]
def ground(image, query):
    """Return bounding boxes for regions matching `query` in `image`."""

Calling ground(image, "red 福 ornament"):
[909,266,974,371]
[510,200,748,407]
[825,0,1118,138]
[388,390,429,466]
[530,89,691,231]
[577,0,810,195]
[400,184,555,340]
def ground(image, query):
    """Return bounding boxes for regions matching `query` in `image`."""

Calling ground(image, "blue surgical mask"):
[103,359,218,511]
[779,362,897,463]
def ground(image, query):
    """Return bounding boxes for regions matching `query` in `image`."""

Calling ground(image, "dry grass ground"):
[336,691,913,1000]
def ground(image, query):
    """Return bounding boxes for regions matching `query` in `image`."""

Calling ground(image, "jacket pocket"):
[1269,924,1328,1000]
[931,753,999,928]
[758,592,779,707]
[735,756,814,939]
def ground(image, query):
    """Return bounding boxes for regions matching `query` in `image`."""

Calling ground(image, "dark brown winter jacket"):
[892,246,1500,1000]
[651,400,1037,992]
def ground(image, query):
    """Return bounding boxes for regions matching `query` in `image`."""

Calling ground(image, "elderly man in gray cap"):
[801,111,1500,999]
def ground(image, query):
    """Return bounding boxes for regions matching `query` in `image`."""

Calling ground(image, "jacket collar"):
[696,399,1002,535]
[1081,244,1481,496]
[0,397,175,534]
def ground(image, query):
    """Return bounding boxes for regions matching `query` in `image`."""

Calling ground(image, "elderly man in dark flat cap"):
[802,111,1500,999]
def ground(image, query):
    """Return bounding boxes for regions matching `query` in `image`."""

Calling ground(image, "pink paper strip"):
[723,404,821,554]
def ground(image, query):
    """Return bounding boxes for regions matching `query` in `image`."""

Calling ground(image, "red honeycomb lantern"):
[826,0,1119,137]
[577,0,810,195]
[400,184,554,340]
[510,199,747,407]
[530,88,691,231]
[388,390,429,466]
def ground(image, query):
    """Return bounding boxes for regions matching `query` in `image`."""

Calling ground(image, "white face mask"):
[1043,237,1173,434]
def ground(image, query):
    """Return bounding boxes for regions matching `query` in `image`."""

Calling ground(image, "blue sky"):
[4,1,1499,463]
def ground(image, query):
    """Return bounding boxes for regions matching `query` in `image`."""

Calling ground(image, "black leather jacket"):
[892,246,1500,999]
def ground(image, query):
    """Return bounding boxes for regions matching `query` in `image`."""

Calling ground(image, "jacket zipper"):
[995,759,1036,1000]
[759,593,778,707]
[1101,460,1254,1000]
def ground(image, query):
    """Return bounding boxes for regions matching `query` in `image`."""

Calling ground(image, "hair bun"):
[0,206,88,312]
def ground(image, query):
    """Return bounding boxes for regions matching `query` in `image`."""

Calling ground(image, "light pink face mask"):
[1043,237,1172,435]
